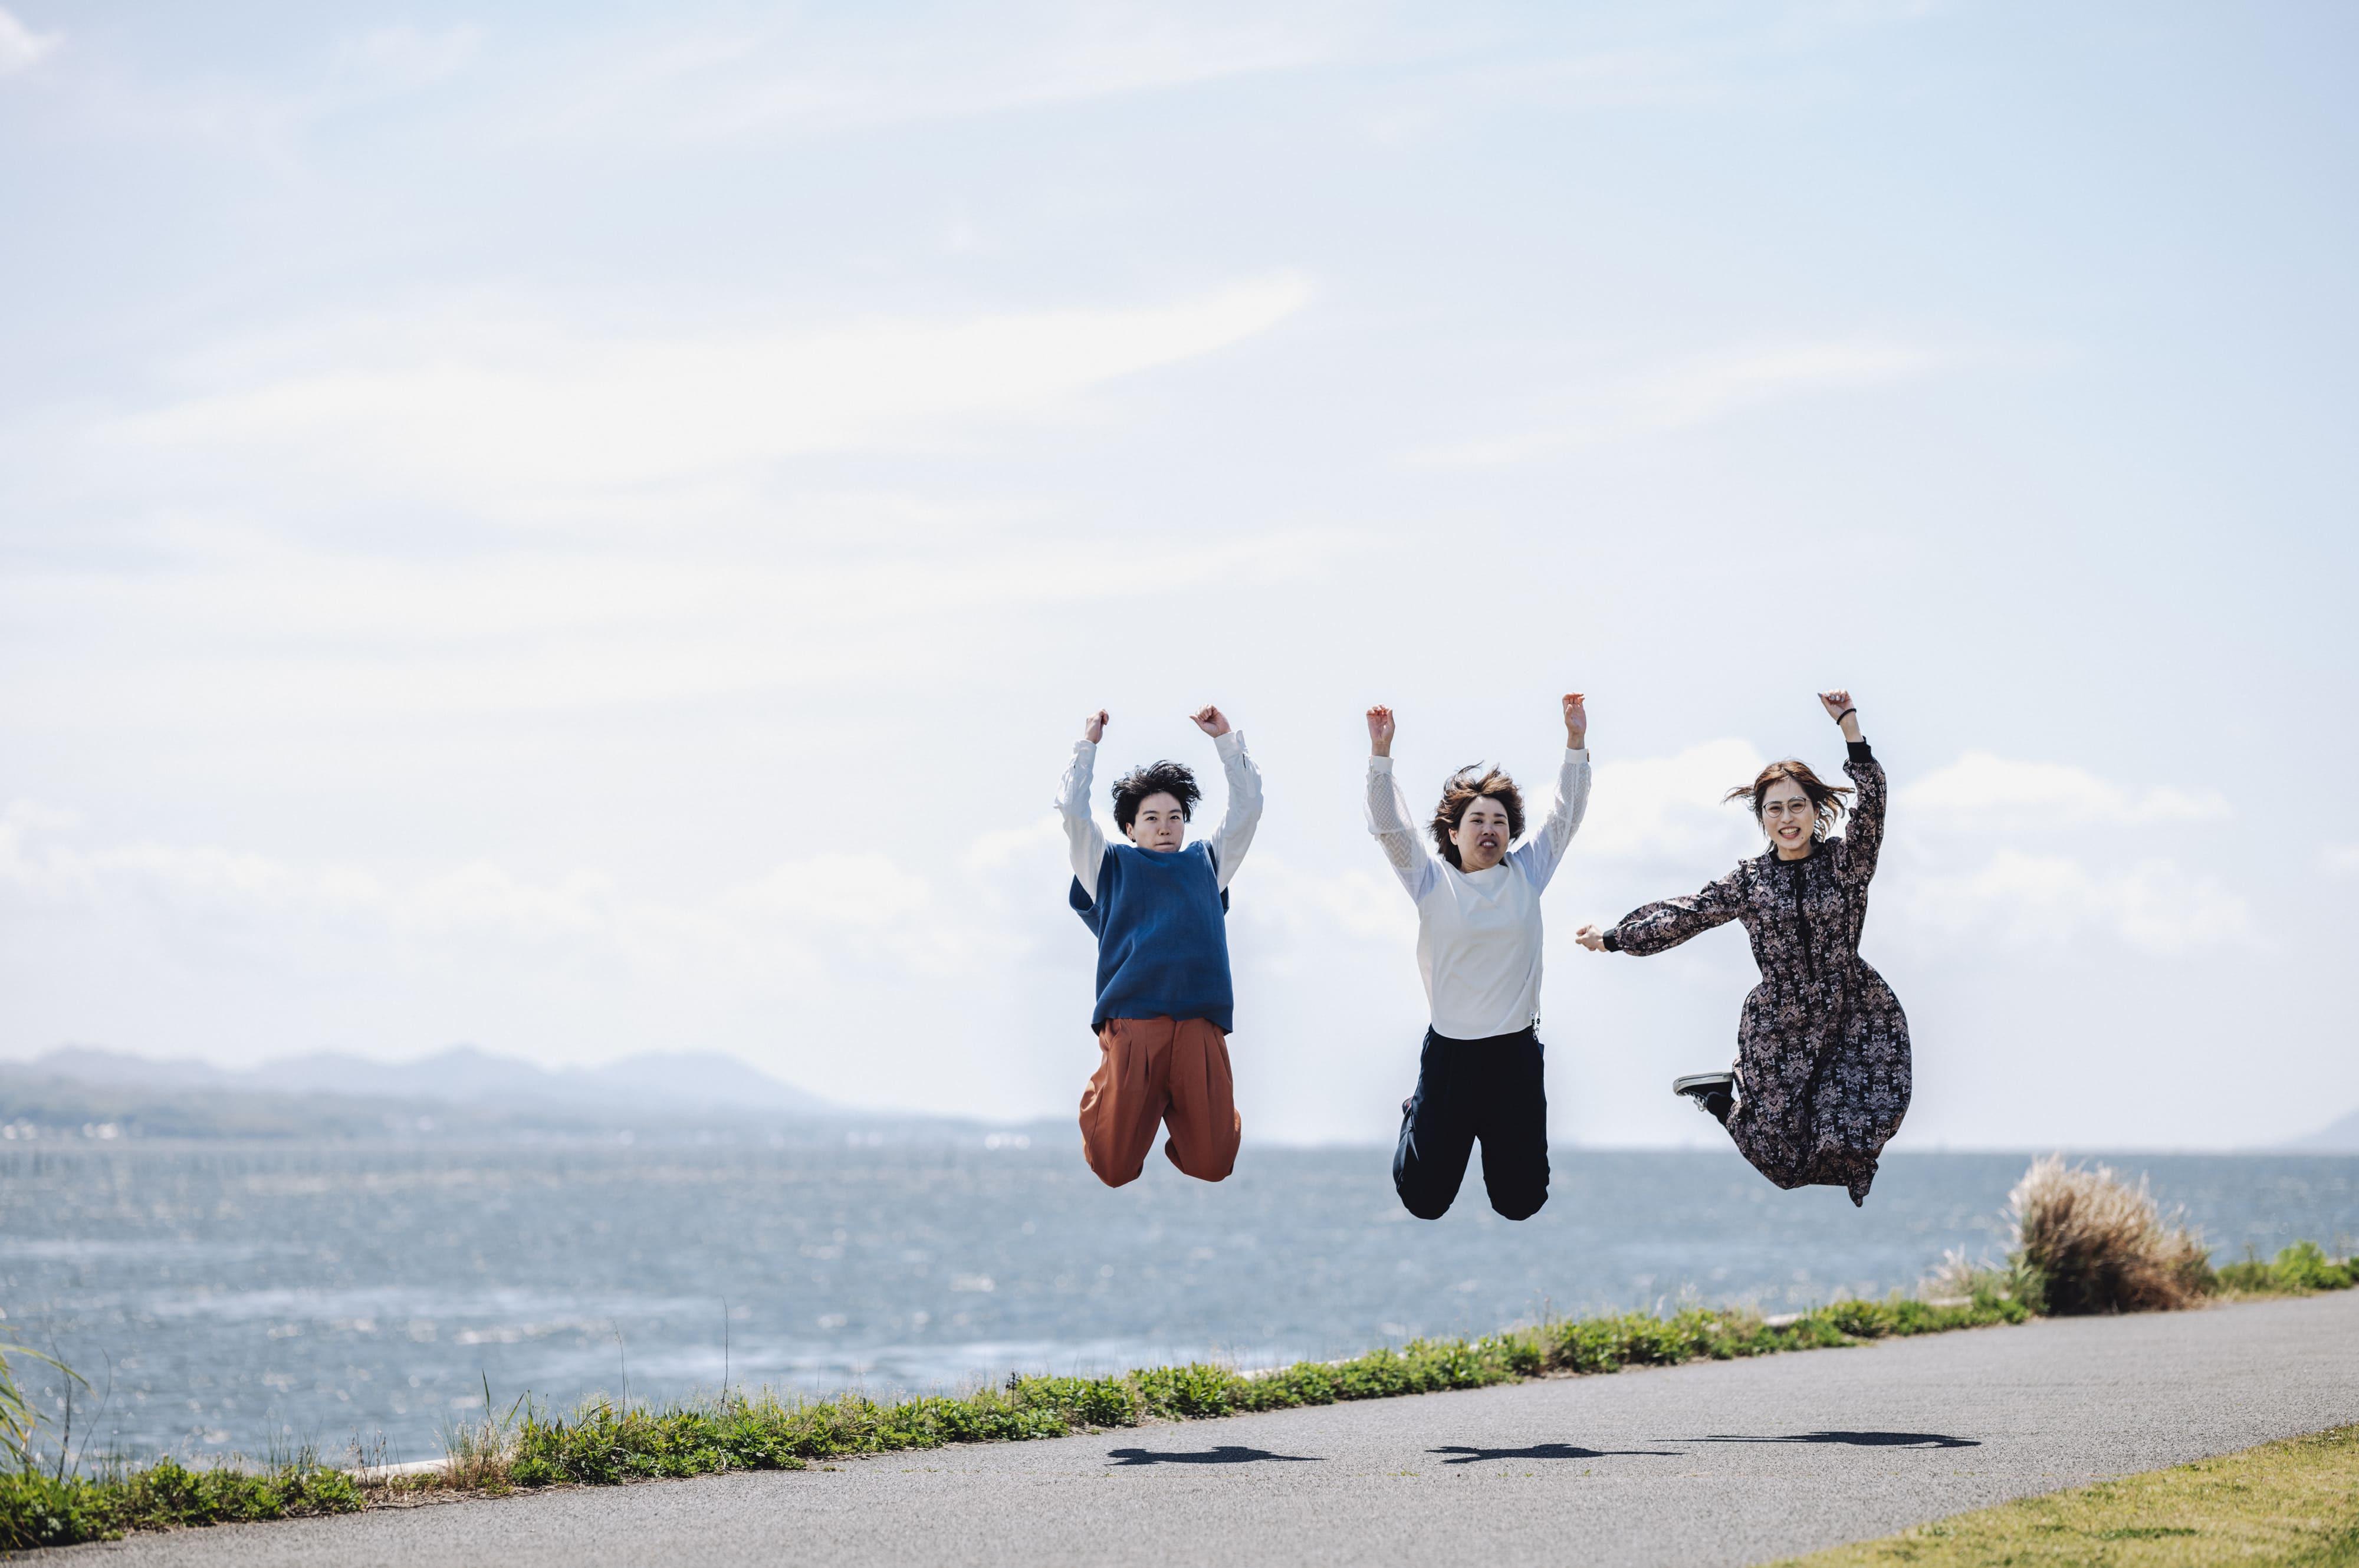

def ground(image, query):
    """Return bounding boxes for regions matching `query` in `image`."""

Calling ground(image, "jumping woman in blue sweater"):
[1059,705,1263,1187]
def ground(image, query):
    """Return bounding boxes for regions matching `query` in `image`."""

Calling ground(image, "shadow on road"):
[1693,1431,1980,1449]
[1105,1446,1325,1467]
[1429,1443,1685,1464]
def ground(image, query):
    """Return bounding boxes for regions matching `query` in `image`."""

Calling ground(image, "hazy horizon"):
[7,1039,2354,1154]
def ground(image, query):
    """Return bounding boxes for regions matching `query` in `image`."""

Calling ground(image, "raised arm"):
[1058,710,1110,903]
[1578,865,1747,956]
[1513,692,1592,892]
[1192,705,1262,890]
[1364,705,1438,902]
[1819,689,1884,887]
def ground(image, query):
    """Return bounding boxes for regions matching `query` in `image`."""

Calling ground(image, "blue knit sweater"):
[1069,841,1233,1033]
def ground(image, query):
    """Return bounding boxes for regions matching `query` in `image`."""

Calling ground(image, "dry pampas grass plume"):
[2008,1154,2214,1314]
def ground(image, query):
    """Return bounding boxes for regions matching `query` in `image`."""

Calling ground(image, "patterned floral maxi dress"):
[1603,740,1910,1205]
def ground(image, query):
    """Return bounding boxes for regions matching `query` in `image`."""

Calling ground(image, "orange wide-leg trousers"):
[1078,1015,1241,1187]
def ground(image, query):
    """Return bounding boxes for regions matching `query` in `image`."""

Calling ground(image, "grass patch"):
[1766,1421,2359,1566]
[0,1456,363,1553]
[449,1292,2029,1490]
[2215,1240,2359,1297]
[0,1292,2028,1546]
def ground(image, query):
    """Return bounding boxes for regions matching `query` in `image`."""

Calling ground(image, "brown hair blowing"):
[1726,759,1854,840]
[1430,766,1525,869]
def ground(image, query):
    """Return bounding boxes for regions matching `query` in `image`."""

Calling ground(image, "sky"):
[1,1,2354,1151]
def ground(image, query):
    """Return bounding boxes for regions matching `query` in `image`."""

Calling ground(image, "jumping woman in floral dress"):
[1575,691,1908,1205]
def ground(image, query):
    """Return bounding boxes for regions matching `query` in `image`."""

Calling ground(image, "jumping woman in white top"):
[1365,694,1591,1220]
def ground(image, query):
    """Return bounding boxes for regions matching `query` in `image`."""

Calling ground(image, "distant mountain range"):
[0,1044,883,1142]
[24,1044,839,1115]
[2287,1106,2359,1153]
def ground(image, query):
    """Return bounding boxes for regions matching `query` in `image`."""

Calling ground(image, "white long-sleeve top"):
[1059,732,1263,902]
[1366,748,1592,1040]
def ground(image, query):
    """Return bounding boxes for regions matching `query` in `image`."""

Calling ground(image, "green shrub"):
[0,1470,120,1551]
[2269,1241,2354,1292]
[2217,1241,2357,1296]
[1011,1373,1139,1428]
[0,1459,362,1551]
[1135,1362,1246,1419]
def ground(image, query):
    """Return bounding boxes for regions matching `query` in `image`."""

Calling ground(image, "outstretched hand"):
[1083,709,1109,744]
[1818,689,1862,742]
[1575,923,1608,953]
[1563,692,1588,748]
[1191,705,1231,738]
[1366,705,1396,758]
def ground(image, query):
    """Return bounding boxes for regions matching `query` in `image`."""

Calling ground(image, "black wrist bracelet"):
[1835,707,1857,723]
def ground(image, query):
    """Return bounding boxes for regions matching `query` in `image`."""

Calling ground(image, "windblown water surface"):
[4,1138,2353,1465]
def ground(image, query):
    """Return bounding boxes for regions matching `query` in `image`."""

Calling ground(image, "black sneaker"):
[1672,1073,1736,1125]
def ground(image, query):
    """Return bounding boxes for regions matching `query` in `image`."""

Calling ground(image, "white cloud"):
[1636,338,1945,429]
[0,8,58,75]
[1219,741,2260,970]
[100,277,1312,514]
[1577,739,1765,866]
[1510,743,2257,961]
[0,801,1015,989]
[14,5,1366,162]
[1232,854,1412,947]
[20,745,2245,1000]
[331,24,483,96]
[1785,0,1949,27]
[964,818,1067,876]
[1892,849,2254,958]
[1414,336,1950,466]
[0,521,1342,723]
[528,5,1353,144]
[1881,754,2249,959]
[1902,752,2229,825]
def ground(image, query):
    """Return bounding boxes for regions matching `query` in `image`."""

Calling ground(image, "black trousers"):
[1392,1025,1549,1221]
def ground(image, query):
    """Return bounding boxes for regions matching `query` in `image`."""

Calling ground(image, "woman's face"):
[1759,777,1817,857]
[1124,792,1188,852]
[1451,797,1513,872]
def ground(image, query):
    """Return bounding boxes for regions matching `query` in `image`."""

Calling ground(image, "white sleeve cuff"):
[1369,755,1394,773]
[1214,729,1245,755]
[1565,747,1588,761]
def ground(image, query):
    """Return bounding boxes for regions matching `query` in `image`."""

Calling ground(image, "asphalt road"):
[58,1290,2359,1568]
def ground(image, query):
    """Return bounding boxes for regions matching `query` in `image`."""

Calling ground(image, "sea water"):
[2,1138,2353,1465]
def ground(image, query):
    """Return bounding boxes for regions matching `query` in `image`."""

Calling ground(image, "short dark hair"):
[1430,765,1525,869]
[1112,761,1201,834]
[1725,758,1854,840]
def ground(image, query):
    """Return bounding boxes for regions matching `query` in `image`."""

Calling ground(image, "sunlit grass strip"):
[485,1292,2029,1488]
[1765,1422,2359,1567]
[2213,1239,2359,1297]
[0,1293,2025,1547]
[0,1457,362,1553]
